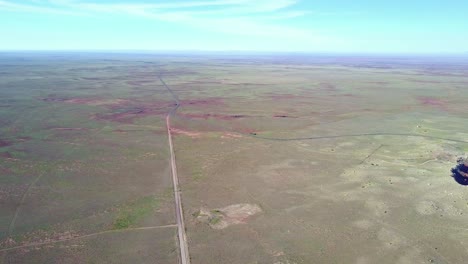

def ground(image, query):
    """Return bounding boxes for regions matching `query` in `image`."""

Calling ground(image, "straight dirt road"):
[160,76,191,264]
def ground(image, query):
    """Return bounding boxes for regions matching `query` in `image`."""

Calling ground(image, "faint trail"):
[252,132,468,144]
[0,225,177,253]
[158,76,191,264]
[7,171,46,237]
[2,104,131,262]
[359,144,384,165]
[5,121,113,241]
[1,171,46,262]
[164,107,468,145]
[368,216,453,264]
[0,169,51,263]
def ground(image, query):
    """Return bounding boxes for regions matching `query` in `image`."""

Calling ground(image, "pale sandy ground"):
[178,129,468,264]
[170,64,468,264]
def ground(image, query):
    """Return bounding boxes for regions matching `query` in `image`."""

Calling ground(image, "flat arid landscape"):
[1,53,468,263]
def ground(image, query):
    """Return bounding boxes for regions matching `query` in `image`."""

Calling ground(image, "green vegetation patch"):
[191,166,203,181]
[208,209,224,225]
[209,215,221,225]
[112,196,159,230]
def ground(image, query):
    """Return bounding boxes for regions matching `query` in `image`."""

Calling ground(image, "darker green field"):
[0,53,178,263]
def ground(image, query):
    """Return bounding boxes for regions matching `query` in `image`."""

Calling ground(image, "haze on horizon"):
[1,0,467,54]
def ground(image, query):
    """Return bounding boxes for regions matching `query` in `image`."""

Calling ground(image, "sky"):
[0,0,467,53]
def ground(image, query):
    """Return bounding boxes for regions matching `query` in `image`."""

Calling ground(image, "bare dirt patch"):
[221,133,243,139]
[93,99,174,123]
[0,184,29,201]
[368,81,390,85]
[178,113,248,121]
[41,96,176,123]
[0,140,12,148]
[273,114,297,118]
[268,94,300,100]
[0,151,14,159]
[407,78,442,84]
[0,230,81,250]
[41,97,68,102]
[194,204,262,230]
[93,105,170,123]
[417,96,448,109]
[50,128,89,131]
[126,80,155,86]
[41,96,130,107]
[64,98,130,106]
[181,98,225,107]
[170,128,201,138]
[317,82,337,91]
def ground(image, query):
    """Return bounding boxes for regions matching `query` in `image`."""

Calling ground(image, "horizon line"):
[0,49,467,56]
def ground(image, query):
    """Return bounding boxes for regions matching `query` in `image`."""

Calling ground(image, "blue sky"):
[1,0,467,53]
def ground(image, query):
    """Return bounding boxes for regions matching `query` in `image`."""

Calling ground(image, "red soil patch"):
[170,128,201,138]
[268,92,316,101]
[111,129,165,135]
[113,129,129,134]
[0,151,13,158]
[42,95,174,123]
[221,132,243,139]
[64,98,131,106]
[340,93,355,97]
[0,137,31,149]
[93,104,171,123]
[181,98,225,106]
[270,94,300,100]
[235,127,258,134]
[417,97,448,109]
[368,81,389,85]
[230,82,270,86]
[317,82,337,91]
[41,96,131,106]
[17,137,31,142]
[51,127,88,131]
[273,114,297,118]
[41,97,68,102]
[126,80,155,86]
[178,113,248,121]
[0,140,12,148]
[407,78,442,84]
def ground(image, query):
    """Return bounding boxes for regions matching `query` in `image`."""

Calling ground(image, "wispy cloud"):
[61,0,302,18]
[0,0,327,45]
[1,0,304,19]
[0,0,84,15]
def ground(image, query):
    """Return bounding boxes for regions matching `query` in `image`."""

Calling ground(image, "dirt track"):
[160,76,191,264]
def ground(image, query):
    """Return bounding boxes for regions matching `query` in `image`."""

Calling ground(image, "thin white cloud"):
[0,0,84,15]
[0,0,328,45]
[62,0,299,16]
[1,0,301,17]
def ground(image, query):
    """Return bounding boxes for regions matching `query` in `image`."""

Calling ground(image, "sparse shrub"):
[112,196,158,230]
[113,217,131,229]
[209,215,221,225]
